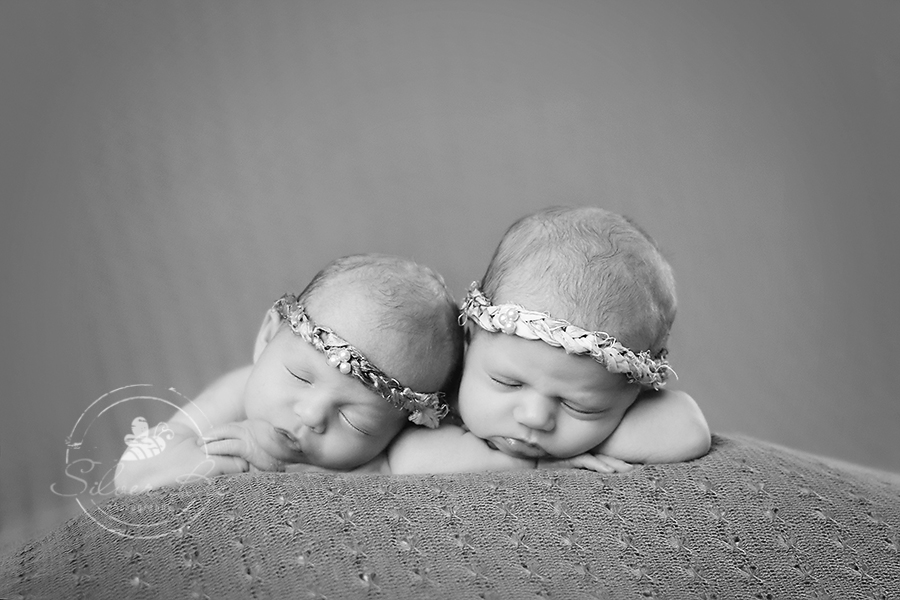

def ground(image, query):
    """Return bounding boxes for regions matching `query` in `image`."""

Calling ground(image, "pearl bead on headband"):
[273,294,449,428]
[459,284,674,389]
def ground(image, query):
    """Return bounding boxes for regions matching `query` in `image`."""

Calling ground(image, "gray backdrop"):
[2,0,898,547]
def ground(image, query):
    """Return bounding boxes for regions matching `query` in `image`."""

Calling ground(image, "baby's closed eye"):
[562,402,604,415]
[489,376,522,388]
[338,410,372,435]
[285,366,312,384]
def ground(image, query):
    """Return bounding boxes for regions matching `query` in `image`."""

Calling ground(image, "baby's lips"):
[493,437,550,459]
[274,427,302,450]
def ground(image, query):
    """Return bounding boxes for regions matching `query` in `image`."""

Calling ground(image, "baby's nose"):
[294,398,328,434]
[513,394,556,431]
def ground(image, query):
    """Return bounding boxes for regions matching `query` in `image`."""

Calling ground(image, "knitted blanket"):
[2,435,898,598]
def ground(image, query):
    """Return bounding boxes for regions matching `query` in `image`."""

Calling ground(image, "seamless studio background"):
[1,0,898,548]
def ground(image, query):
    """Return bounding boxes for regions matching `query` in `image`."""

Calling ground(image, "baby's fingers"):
[199,422,249,444]
[175,454,249,485]
[538,453,635,473]
[202,437,285,472]
[562,454,616,473]
[586,453,634,473]
[202,438,248,458]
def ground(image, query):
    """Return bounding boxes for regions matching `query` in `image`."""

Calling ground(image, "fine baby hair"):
[475,205,676,365]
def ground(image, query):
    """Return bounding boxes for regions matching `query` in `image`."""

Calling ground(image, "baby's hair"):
[481,206,676,355]
[297,254,464,391]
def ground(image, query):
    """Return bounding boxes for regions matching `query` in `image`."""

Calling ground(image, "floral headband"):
[273,294,449,428]
[459,284,673,389]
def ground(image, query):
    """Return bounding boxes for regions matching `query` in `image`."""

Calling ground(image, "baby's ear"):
[253,309,282,363]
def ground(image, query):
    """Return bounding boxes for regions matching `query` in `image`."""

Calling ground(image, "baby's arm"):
[166,365,252,434]
[596,388,710,464]
[388,424,535,474]
[114,365,254,493]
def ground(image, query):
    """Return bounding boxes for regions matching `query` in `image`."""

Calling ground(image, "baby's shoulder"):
[395,422,467,442]
[170,365,254,430]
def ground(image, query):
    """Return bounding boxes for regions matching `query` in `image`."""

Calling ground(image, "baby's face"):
[242,326,407,470]
[458,331,640,459]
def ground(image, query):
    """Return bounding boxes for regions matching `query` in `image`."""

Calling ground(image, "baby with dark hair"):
[116,254,463,492]
[389,206,710,473]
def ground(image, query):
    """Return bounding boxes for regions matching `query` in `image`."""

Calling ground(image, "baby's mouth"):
[489,437,549,459]
[275,427,304,453]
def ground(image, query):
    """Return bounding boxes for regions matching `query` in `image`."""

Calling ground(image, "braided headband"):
[459,284,673,389]
[273,294,449,428]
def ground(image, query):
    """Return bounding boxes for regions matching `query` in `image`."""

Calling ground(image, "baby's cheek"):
[241,400,265,422]
[559,419,618,455]
[455,392,486,432]
[457,374,491,410]
[326,435,384,470]
[595,417,627,447]
[239,382,267,420]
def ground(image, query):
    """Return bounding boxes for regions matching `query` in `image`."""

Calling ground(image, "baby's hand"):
[115,422,249,493]
[200,420,300,472]
[537,452,634,473]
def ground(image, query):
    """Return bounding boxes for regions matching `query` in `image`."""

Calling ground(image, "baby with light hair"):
[389,206,710,473]
[116,253,463,492]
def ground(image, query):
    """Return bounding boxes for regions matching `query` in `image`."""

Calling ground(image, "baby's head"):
[245,254,463,469]
[482,206,676,354]
[458,206,676,459]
